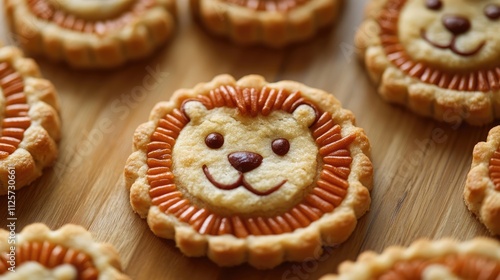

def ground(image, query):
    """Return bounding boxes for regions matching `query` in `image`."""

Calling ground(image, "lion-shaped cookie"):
[320,238,500,279]
[190,0,341,47]
[124,74,373,268]
[356,0,500,125]
[0,223,130,279]
[0,44,61,194]
[464,125,500,235]
[5,0,176,68]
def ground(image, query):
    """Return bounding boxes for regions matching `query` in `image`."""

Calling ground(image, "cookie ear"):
[182,100,209,123]
[292,104,317,128]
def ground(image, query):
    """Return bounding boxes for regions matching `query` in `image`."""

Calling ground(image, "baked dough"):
[4,0,176,68]
[124,74,373,268]
[190,0,341,47]
[321,238,500,279]
[464,125,500,235]
[356,0,500,125]
[0,223,130,279]
[0,44,60,194]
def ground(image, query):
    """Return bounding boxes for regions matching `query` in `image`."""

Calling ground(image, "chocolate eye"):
[425,0,442,10]
[485,4,500,20]
[272,138,290,156]
[205,133,224,149]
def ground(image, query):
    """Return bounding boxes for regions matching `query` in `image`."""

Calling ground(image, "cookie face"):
[399,0,500,71]
[175,102,318,215]
[464,125,500,235]
[321,238,500,280]
[0,224,130,280]
[0,45,61,194]
[190,0,341,47]
[356,0,500,125]
[4,0,176,68]
[125,74,373,269]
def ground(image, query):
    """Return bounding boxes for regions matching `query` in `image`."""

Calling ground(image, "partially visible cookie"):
[321,238,500,279]
[0,223,130,279]
[0,44,61,194]
[356,0,500,125]
[124,74,373,269]
[464,125,500,235]
[4,0,176,69]
[190,0,341,47]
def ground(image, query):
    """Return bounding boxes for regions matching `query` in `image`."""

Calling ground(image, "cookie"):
[321,238,500,279]
[190,0,341,47]
[356,0,500,125]
[124,74,373,268]
[0,44,60,194]
[0,223,130,279]
[464,125,500,235]
[4,0,176,69]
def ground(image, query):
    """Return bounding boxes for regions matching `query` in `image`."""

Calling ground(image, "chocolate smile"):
[202,165,286,196]
[421,29,485,57]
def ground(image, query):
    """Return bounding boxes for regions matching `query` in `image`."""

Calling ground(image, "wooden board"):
[0,0,495,279]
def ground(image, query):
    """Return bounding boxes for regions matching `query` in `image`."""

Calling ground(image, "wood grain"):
[0,0,496,279]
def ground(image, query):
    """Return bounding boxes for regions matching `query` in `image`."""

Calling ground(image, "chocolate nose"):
[442,15,471,35]
[228,152,263,173]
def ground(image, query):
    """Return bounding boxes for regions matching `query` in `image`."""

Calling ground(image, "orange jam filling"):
[0,62,31,159]
[379,0,500,92]
[223,0,311,11]
[0,241,98,279]
[27,0,155,35]
[376,254,500,279]
[489,149,500,191]
[146,85,355,237]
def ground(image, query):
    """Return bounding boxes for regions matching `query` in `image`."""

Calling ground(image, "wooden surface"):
[0,0,496,279]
